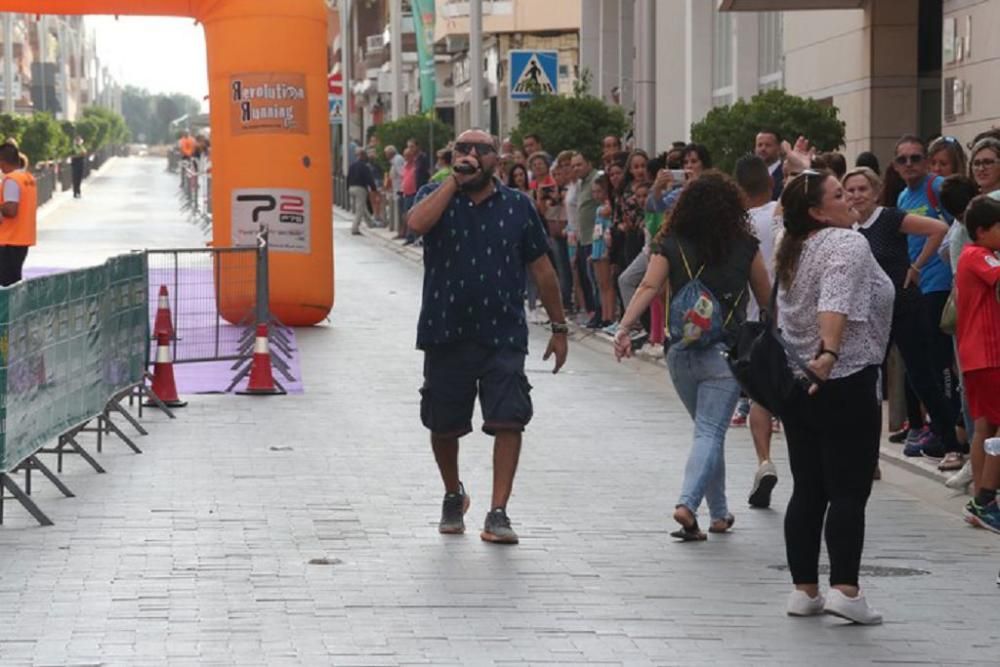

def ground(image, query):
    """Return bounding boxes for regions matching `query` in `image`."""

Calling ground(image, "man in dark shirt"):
[347,148,377,235]
[407,137,431,189]
[408,129,568,544]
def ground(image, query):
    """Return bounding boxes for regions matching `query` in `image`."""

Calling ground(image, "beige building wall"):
[434,0,582,41]
[782,2,921,165]
[941,0,1000,146]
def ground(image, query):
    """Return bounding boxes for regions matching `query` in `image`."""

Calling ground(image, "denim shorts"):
[420,341,533,437]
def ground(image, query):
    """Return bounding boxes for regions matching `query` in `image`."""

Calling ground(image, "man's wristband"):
[550,322,569,335]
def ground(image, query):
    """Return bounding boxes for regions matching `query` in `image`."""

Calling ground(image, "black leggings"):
[894,293,961,451]
[0,245,28,287]
[783,366,881,587]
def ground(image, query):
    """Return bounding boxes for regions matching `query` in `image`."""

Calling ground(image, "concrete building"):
[1,13,100,119]
[435,0,582,137]
[588,0,999,167]
[1,13,103,120]
[939,0,1000,144]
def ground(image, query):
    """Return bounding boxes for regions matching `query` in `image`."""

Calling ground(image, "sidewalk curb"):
[352,219,956,488]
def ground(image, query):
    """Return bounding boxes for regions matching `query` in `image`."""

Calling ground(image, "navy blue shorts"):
[420,341,533,437]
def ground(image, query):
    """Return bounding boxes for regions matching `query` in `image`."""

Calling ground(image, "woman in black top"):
[843,167,960,464]
[613,172,771,540]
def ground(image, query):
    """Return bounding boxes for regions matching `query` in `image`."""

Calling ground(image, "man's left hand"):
[543,334,568,374]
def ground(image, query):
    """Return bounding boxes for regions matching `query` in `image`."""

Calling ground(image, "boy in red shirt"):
[957,194,1000,532]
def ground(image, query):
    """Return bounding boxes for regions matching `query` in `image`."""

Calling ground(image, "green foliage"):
[0,106,128,165]
[20,114,67,165]
[512,94,626,164]
[690,89,846,174]
[0,114,26,145]
[373,114,453,169]
[122,85,202,144]
[75,106,130,153]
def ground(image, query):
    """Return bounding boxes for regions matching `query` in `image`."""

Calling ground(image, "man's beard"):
[459,165,495,193]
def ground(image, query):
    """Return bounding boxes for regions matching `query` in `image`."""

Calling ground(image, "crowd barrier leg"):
[20,456,75,500]
[0,473,53,527]
[43,431,106,475]
[140,373,178,419]
[106,389,149,437]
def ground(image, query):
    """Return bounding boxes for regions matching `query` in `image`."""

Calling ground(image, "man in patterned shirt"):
[407,129,568,544]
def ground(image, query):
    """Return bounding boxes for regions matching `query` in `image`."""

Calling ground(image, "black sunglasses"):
[454,142,496,156]
[894,154,925,166]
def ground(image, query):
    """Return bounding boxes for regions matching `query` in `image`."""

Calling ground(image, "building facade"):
[1,13,102,120]
[434,0,582,138]
[588,0,999,166]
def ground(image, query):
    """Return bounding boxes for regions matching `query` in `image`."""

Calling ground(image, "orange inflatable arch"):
[0,0,334,325]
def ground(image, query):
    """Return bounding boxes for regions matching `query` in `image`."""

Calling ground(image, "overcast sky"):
[89,16,208,107]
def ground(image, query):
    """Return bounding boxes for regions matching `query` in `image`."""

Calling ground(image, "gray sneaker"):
[481,507,519,544]
[439,483,470,534]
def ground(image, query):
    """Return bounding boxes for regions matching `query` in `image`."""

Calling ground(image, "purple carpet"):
[23,266,304,395]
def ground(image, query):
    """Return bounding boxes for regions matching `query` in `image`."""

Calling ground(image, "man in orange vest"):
[0,143,37,286]
[178,132,196,158]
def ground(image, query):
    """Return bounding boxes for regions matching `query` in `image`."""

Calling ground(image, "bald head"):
[456,129,496,147]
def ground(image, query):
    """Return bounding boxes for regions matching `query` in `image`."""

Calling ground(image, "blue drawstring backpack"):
[667,242,744,350]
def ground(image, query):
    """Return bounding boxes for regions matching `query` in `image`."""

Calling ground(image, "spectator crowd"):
[349,123,1000,622]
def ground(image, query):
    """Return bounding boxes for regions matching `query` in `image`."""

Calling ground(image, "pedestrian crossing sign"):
[509,50,558,101]
[329,95,343,124]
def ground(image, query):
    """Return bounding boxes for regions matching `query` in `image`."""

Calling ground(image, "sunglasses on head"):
[894,153,925,166]
[792,169,822,196]
[454,142,496,156]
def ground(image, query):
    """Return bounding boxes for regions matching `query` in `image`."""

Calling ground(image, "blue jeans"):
[549,236,573,309]
[666,343,741,521]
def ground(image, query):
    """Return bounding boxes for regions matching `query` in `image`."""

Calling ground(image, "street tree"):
[691,89,846,174]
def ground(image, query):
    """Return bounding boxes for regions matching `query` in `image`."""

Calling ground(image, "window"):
[758,12,783,91]
[712,8,733,107]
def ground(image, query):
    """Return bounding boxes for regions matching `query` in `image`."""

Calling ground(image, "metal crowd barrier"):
[178,156,212,232]
[146,247,257,364]
[0,254,169,527]
[144,231,296,392]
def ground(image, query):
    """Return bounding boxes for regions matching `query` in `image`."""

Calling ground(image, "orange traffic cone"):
[152,285,174,341]
[145,333,187,408]
[237,324,286,395]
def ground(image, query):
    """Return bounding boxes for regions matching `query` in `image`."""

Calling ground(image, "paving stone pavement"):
[0,163,997,666]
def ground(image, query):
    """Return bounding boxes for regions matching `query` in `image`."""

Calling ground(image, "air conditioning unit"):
[446,35,469,53]
[366,34,385,51]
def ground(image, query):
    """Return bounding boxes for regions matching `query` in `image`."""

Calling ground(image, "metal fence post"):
[255,228,270,327]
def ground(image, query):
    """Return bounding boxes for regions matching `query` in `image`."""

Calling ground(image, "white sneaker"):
[823,588,883,625]
[944,459,973,490]
[749,461,778,509]
[786,590,825,617]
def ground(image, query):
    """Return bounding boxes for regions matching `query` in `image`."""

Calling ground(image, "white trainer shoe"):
[823,588,883,625]
[944,459,973,490]
[749,461,778,509]
[786,590,825,617]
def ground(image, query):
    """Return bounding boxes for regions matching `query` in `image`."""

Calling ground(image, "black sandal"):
[671,507,707,541]
[709,514,735,534]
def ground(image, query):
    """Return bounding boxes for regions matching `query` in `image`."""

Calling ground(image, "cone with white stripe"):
[152,285,175,341]
[145,333,187,407]
[237,324,286,395]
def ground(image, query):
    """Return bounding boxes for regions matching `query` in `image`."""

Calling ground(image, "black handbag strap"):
[764,279,823,386]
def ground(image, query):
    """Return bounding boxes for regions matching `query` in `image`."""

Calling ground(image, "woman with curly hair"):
[613,172,771,540]
[775,170,893,624]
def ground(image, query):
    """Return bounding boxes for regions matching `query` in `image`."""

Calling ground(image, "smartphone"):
[669,169,687,181]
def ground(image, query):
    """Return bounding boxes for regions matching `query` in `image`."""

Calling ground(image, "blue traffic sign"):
[509,50,558,101]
